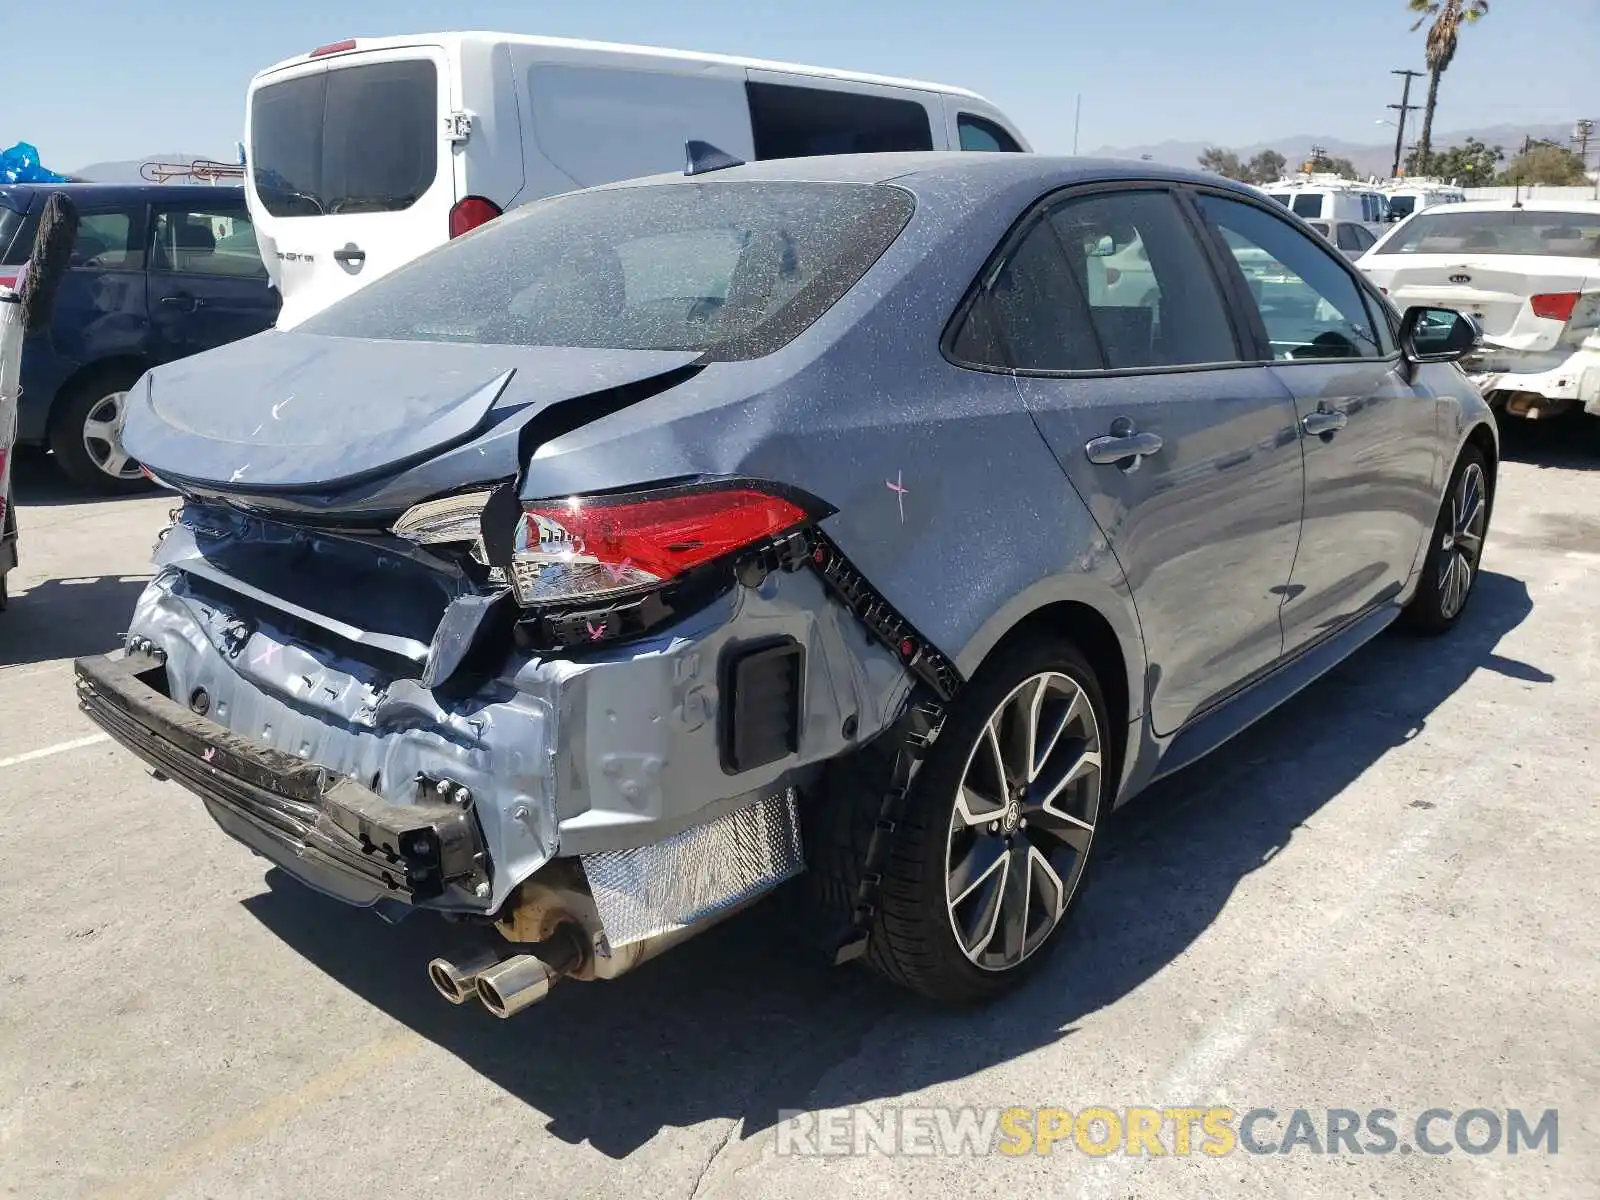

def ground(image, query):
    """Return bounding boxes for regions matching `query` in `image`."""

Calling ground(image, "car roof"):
[257,32,990,101]
[587,151,1264,198]
[0,182,246,208]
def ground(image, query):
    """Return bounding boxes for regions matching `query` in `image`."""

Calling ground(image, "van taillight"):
[449,197,502,239]
[309,39,356,58]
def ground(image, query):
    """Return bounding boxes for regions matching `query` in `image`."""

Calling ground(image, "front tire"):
[48,369,152,495]
[1402,445,1490,635]
[856,638,1110,1003]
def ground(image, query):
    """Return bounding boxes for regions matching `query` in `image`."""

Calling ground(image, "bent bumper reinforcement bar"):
[73,651,490,905]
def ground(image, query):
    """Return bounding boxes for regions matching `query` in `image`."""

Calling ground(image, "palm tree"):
[1408,0,1490,172]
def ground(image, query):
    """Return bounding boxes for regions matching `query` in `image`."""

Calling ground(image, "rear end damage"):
[77,484,957,1015]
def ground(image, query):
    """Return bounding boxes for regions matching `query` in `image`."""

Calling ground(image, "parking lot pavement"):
[0,424,1596,1200]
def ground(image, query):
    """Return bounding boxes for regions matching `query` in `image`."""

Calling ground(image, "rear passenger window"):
[1292,194,1322,219]
[151,207,267,278]
[1046,190,1238,369]
[72,210,142,270]
[1198,194,1384,361]
[1336,224,1364,251]
[973,218,1102,371]
[958,115,1023,152]
[746,82,933,159]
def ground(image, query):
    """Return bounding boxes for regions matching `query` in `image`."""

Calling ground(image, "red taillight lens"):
[309,39,356,58]
[0,273,16,290]
[449,196,502,239]
[1530,292,1581,322]
[510,485,812,607]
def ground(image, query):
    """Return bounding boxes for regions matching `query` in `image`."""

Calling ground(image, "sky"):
[3,0,1596,171]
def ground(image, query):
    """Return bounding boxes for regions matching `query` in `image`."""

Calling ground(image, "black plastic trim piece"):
[719,636,805,774]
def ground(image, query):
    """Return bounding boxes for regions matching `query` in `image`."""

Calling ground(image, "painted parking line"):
[0,733,110,769]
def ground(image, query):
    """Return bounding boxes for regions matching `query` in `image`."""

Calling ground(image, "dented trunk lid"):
[122,330,703,493]
[1364,254,1597,350]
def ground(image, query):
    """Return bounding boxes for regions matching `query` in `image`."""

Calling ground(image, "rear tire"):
[48,367,152,495]
[810,636,1111,1004]
[1401,444,1490,636]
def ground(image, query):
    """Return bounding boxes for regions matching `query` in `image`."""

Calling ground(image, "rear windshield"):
[251,59,438,218]
[1375,209,1600,257]
[301,181,917,360]
[1387,195,1417,219]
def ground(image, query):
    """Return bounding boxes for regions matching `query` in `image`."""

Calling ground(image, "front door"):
[146,202,280,362]
[969,184,1305,736]
[1194,192,1441,655]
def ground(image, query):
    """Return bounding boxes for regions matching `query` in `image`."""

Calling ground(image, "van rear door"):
[247,44,453,329]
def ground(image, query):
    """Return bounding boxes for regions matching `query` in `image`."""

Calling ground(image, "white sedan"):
[1357,199,1600,422]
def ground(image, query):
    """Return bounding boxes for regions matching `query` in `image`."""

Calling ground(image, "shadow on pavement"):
[1496,411,1600,473]
[0,574,148,666]
[9,448,161,507]
[242,570,1542,1159]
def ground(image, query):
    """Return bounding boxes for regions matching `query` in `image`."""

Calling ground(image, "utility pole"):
[1389,69,1424,178]
[1573,119,1597,197]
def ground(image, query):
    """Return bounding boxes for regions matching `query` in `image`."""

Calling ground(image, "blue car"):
[0,183,280,492]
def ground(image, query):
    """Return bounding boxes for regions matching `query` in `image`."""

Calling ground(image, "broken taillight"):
[509,483,814,608]
[1530,292,1581,322]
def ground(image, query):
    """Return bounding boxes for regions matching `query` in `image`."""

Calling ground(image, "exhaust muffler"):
[427,947,505,1005]
[474,926,587,1019]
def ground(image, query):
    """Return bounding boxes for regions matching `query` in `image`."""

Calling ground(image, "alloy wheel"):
[82,391,143,482]
[1438,460,1487,621]
[945,670,1103,972]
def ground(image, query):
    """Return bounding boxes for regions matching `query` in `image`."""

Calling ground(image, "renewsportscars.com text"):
[775,1106,1559,1158]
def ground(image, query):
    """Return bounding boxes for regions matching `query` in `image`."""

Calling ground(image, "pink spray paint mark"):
[586,620,607,642]
[602,556,634,584]
[203,747,216,763]
[886,471,909,524]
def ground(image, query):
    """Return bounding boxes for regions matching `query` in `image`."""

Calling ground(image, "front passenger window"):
[1198,194,1384,361]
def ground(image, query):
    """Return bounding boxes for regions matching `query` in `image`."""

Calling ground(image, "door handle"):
[333,246,366,266]
[1085,425,1164,469]
[1302,407,1348,438]
[159,294,204,311]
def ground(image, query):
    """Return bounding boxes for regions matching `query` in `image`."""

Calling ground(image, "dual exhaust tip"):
[427,928,585,1019]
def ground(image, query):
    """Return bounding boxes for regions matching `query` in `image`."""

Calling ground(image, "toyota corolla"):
[75,150,1497,1015]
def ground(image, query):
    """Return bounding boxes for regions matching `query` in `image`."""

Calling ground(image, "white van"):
[1260,177,1390,231]
[1382,183,1467,224]
[244,33,1031,328]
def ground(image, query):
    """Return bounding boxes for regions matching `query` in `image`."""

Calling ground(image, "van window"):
[1291,193,1323,218]
[301,181,916,361]
[746,82,933,159]
[958,114,1022,152]
[251,59,439,218]
[527,65,751,188]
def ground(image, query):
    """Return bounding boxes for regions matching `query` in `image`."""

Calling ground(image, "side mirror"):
[1400,305,1480,364]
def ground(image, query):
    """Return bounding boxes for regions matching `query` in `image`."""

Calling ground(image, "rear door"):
[952,183,1305,736]
[1194,190,1439,655]
[247,45,454,328]
[146,200,280,362]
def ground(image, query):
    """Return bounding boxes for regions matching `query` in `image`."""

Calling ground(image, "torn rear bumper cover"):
[75,650,489,907]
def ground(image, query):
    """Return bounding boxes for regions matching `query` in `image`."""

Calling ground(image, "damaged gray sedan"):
[76,151,1498,1013]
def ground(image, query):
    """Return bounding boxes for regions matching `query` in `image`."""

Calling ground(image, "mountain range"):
[1084,123,1578,178]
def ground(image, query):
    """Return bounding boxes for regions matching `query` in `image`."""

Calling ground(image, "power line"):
[1388,69,1424,177]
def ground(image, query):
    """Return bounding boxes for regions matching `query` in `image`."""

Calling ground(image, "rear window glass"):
[301,181,916,360]
[1387,195,1416,219]
[747,82,933,159]
[1373,209,1600,257]
[251,59,438,218]
[1292,193,1323,218]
